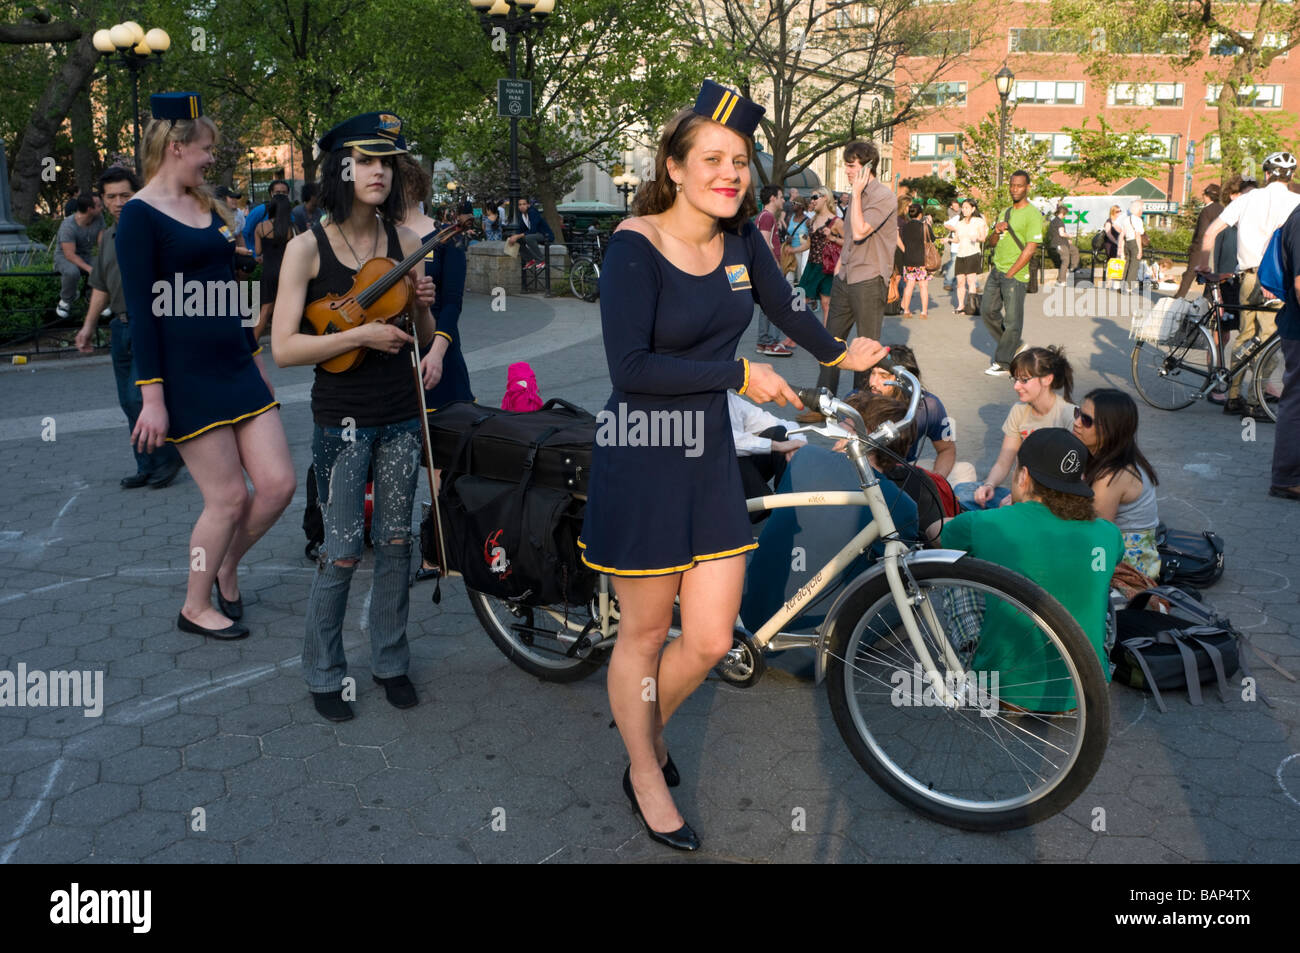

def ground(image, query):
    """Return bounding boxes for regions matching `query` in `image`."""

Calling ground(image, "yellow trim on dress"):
[577,538,758,577]
[738,358,751,395]
[135,377,163,386]
[819,337,848,367]
[434,330,453,343]
[252,346,263,356]
[169,401,280,443]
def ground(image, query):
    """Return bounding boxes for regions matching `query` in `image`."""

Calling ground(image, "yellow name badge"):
[218,225,235,243]
[725,263,751,291]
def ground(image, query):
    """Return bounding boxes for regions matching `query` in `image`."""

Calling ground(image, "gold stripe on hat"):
[189,95,198,118]
[711,90,732,122]
[720,93,739,125]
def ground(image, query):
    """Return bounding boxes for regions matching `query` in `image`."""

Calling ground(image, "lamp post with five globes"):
[611,172,640,213]
[93,21,171,177]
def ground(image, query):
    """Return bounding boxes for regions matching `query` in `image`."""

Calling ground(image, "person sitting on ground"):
[955,345,1076,510]
[1072,388,1161,579]
[728,391,806,523]
[940,428,1122,712]
[844,393,950,544]
[863,344,976,485]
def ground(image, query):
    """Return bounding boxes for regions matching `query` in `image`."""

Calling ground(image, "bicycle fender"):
[814,549,968,685]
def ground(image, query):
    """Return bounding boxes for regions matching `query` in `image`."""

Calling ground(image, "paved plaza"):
[1,282,1297,864]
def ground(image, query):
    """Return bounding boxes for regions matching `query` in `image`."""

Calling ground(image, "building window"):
[910,133,961,161]
[1026,133,1077,160]
[910,29,971,56]
[1009,27,1086,53]
[1210,32,1289,55]
[1206,84,1284,108]
[1107,82,1185,107]
[1012,80,1084,105]
[1136,133,1180,161]
[913,81,968,107]
[1106,32,1190,55]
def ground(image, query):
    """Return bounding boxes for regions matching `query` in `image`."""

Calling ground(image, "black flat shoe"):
[312,690,355,722]
[176,611,248,640]
[662,752,680,788]
[120,472,150,489]
[413,566,439,582]
[214,583,243,621]
[373,673,418,709]
[622,767,699,851]
[1268,485,1300,502]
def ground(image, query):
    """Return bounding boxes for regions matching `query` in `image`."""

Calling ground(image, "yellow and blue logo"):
[725,263,751,291]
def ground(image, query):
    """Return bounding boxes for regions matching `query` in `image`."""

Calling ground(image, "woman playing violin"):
[270,111,438,723]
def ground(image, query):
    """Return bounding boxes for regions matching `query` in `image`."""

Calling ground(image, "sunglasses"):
[1073,406,1094,427]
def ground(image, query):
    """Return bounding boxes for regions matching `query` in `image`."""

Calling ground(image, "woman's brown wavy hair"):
[631,108,757,232]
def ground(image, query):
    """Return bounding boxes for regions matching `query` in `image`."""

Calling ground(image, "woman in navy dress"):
[580,82,885,850]
[116,92,296,641]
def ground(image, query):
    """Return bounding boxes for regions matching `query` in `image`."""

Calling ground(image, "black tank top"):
[307,219,421,428]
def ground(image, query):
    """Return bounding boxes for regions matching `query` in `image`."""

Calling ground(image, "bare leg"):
[215,409,296,600]
[955,273,966,313]
[901,278,916,314]
[655,555,745,723]
[174,428,248,629]
[919,276,930,316]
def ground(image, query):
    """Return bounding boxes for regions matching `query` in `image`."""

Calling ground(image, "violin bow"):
[408,265,449,604]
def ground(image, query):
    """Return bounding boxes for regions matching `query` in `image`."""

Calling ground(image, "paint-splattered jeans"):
[302,418,422,693]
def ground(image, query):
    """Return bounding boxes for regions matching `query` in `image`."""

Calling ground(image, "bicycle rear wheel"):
[1251,336,1284,424]
[569,258,600,302]
[1130,321,1215,411]
[824,556,1108,831]
[468,589,606,682]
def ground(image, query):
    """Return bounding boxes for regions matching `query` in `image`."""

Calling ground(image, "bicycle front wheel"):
[1251,335,1284,424]
[1130,321,1215,411]
[468,589,606,683]
[824,556,1109,831]
[569,258,600,302]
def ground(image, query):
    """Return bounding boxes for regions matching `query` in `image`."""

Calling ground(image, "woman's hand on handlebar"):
[839,337,890,373]
[745,362,801,407]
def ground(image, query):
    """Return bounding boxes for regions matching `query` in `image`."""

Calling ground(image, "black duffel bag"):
[1156,523,1225,588]
[427,398,594,495]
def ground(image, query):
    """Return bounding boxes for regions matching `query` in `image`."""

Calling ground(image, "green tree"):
[1058,116,1163,190]
[1048,0,1300,181]
[955,107,1066,213]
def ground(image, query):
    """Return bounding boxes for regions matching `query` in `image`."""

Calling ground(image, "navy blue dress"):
[116,200,276,443]
[579,222,848,576]
[421,227,475,410]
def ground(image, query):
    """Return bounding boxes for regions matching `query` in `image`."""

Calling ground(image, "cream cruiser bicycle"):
[467,369,1110,831]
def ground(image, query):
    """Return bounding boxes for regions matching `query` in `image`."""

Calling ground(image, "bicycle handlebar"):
[797,367,923,448]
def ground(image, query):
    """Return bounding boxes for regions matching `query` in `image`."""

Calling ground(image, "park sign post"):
[498,79,532,118]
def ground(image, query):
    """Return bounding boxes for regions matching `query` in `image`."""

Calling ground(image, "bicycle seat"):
[1195,272,1237,285]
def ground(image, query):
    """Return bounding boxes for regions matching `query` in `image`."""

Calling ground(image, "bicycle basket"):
[1130,296,1203,345]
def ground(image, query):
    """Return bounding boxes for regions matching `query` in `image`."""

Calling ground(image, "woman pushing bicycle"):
[577,81,885,851]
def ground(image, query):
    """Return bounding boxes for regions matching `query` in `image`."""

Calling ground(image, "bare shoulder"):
[283,228,320,275]
[615,215,660,247]
[395,223,423,254]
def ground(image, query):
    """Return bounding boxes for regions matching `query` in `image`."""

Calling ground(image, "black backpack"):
[1156,524,1225,588]
[1111,585,1293,712]
[1090,230,1107,255]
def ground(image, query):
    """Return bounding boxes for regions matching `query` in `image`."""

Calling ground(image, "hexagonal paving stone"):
[0,736,63,775]
[141,713,219,748]
[141,769,227,812]
[379,731,459,771]
[1,824,94,864]
[93,810,187,860]
[13,757,99,800]
[217,703,292,736]
[144,838,237,864]
[354,767,439,809]
[260,723,336,759]
[61,723,141,762]
[192,795,277,843]
[184,735,262,772]
[51,782,139,827]
[305,745,388,785]
[410,789,500,839]
[223,755,308,799]
[101,746,182,785]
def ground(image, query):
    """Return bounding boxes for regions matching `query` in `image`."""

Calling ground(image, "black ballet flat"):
[177,612,249,640]
[622,766,700,852]
[214,582,243,621]
[662,752,680,788]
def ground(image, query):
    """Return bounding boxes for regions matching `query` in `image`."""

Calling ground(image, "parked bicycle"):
[567,232,602,302]
[463,372,1110,832]
[1130,273,1283,421]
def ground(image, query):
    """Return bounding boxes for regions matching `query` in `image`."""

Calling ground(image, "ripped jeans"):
[303,418,422,693]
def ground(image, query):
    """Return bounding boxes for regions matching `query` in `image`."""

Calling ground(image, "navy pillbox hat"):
[317,112,408,156]
[151,92,202,120]
[692,81,764,138]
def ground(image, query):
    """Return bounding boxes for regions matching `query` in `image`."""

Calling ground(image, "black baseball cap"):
[1018,428,1093,498]
[216,186,242,199]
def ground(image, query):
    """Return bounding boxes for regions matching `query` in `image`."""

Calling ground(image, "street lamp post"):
[611,172,640,213]
[468,0,555,236]
[247,150,256,198]
[994,65,1014,193]
[93,22,171,177]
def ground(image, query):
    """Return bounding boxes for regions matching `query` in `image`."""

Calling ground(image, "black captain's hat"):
[692,81,765,138]
[150,92,203,120]
[317,112,408,156]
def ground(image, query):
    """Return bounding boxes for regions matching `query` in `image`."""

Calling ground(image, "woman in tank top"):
[1073,388,1162,577]
[270,112,437,723]
[253,192,298,341]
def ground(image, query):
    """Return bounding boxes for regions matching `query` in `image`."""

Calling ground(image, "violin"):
[303,223,465,374]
